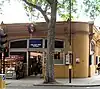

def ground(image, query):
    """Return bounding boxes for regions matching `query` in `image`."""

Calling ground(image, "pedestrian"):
[37,56,42,74]
[15,61,20,79]
[33,56,38,76]
[19,61,24,78]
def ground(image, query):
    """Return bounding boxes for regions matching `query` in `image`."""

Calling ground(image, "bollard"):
[69,64,72,83]
[0,74,6,89]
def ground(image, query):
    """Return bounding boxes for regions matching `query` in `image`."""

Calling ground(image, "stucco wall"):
[72,34,89,77]
[5,22,98,78]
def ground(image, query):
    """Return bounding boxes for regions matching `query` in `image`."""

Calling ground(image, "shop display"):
[4,55,24,78]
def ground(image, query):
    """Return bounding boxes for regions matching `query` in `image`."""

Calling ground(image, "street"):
[6,86,100,89]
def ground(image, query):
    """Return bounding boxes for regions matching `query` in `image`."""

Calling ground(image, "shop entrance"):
[28,51,42,76]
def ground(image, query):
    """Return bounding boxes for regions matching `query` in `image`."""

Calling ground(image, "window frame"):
[10,39,27,48]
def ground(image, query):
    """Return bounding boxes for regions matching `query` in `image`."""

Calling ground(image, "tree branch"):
[23,0,49,24]
[44,4,49,12]
[46,0,52,5]
[46,0,58,5]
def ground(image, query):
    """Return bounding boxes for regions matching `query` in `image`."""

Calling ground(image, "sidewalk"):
[6,74,100,87]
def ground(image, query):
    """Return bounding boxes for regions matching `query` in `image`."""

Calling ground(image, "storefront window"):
[44,51,64,64]
[10,40,27,48]
[45,40,64,48]
[99,57,100,63]
[55,41,64,48]
[10,52,27,63]
[89,55,94,65]
[90,42,95,52]
[96,56,98,65]
[54,52,63,64]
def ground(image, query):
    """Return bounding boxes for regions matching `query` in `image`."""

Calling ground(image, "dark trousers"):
[16,71,20,79]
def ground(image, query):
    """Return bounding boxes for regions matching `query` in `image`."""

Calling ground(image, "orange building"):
[1,21,100,78]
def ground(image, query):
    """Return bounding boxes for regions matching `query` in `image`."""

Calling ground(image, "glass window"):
[10,52,27,63]
[44,51,64,64]
[29,39,43,48]
[91,42,95,52]
[54,52,63,64]
[55,40,64,48]
[10,40,27,48]
[45,40,47,48]
[96,56,98,65]
[99,57,100,63]
[45,40,64,48]
[89,55,94,65]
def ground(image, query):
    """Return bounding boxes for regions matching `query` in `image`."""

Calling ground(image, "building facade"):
[2,21,100,78]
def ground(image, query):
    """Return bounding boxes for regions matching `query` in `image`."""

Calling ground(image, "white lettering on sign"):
[30,44,41,47]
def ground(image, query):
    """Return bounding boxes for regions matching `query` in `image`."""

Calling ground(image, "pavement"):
[5,74,100,87]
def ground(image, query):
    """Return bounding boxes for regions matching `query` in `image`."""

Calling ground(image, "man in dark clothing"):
[15,61,20,79]
[37,56,42,74]
[32,56,38,76]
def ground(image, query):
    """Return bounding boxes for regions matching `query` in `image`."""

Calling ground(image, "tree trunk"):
[44,0,57,83]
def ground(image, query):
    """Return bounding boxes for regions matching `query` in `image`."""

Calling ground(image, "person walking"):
[15,61,20,79]
[37,56,42,75]
[19,61,24,78]
[33,56,38,76]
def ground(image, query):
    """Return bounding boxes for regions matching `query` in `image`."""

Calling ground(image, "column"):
[72,33,89,77]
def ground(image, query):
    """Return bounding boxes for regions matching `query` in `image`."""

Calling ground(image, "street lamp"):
[68,0,72,83]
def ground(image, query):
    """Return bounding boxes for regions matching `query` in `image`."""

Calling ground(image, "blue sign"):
[29,39,43,48]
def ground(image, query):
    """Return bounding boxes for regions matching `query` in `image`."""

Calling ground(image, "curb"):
[33,84,100,87]
[6,83,11,85]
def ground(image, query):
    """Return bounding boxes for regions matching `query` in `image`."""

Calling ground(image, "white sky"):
[0,0,100,27]
[0,0,29,23]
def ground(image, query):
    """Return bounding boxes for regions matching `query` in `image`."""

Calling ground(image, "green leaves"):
[1,0,78,21]
[0,0,10,14]
[57,0,77,21]
[27,0,36,4]
[83,0,100,20]
[1,0,100,21]
[0,0,4,14]
[23,0,50,21]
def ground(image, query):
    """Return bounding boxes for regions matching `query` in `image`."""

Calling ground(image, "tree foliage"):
[0,0,79,21]
[22,0,78,21]
[83,0,100,20]
[57,0,77,20]
[1,0,100,21]
[0,0,10,14]
[0,0,5,14]
[23,0,50,23]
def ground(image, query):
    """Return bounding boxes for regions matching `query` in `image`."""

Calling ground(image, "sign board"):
[76,57,80,63]
[29,39,43,48]
[65,53,73,65]
[65,54,70,64]
[5,55,24,61]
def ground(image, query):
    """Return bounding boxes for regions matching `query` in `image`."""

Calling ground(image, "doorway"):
[28,51,43,76]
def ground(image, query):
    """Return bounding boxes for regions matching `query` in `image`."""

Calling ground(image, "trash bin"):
[0,74,6,89]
